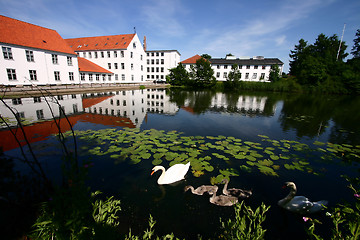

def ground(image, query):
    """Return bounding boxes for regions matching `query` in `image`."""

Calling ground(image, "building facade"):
[145,50,181,82]
[65,34,146,84]
[0,15,80,86]
[181,55,283,82]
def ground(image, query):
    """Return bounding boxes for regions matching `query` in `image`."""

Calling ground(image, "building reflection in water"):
[0,89,273,151]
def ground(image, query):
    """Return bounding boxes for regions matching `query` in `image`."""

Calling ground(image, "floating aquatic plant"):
[61,128,359,179]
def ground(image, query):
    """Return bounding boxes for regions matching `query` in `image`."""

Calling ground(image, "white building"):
[181,55,283,82]
[0,15,80,86]
[145,50,181,82]
[65,34,146,83]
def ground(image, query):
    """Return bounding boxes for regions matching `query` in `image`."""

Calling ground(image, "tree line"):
[167,29,360,94]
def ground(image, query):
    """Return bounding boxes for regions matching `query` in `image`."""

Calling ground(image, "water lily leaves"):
[65,128,356,179]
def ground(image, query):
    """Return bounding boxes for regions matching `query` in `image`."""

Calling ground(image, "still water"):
[1,88,360,239]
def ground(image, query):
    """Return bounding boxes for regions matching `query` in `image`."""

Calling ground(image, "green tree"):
[224,64,242,89]
[289,38,308,76]
[188,58,217,88]
[201,54,212,60]
[351,29,360,58]
[166,63,189,86]
[269,64,281,82]
[289,33,348,87]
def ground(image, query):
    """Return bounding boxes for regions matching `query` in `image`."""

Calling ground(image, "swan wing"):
[159,162,190,184]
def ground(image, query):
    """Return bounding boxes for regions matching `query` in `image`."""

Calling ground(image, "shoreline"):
[0,83,170,98]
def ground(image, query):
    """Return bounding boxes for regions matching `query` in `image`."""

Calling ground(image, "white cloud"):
[141,0,187,37]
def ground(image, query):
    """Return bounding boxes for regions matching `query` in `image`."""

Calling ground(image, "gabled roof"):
[78,57,112,74]
[65,34,136,51]
[181,54,203,64]
[0,15,76,55]
[210,58,283,65]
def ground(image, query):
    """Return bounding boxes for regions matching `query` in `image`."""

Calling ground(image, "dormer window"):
[133,42,136,48]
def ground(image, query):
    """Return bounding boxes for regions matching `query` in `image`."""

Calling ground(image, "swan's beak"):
[151,170,155,175]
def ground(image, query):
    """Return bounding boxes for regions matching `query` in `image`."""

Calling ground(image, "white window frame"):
[2,47,13,60]
[26,50,34,62]
[7,68,17,80]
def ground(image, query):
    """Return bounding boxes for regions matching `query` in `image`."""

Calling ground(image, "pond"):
[1,88,360,239]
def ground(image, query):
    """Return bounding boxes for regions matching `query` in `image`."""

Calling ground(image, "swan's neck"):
[279,185,297,206]
[157,166,166,184]
[222,180,229,195]
[189,186,195,194]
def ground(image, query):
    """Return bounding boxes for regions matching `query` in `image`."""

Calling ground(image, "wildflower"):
[354,193,360,198]
[326,212,332,217]
[303,217,311,222]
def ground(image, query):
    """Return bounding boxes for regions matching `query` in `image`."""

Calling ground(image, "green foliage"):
[220,202,270,240]
[201,53,212,60]
[351,29,360,58]
[269,65,281,82]
[125,215,181,240]
[188,58,217,88]
[167,63,190,86]
[305,176,360,240]
[224,64,242,90]
[139,85,146,90]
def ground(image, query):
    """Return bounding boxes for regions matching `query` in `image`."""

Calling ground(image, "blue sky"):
[1,0,359,72]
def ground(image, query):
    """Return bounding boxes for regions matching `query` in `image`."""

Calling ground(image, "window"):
[151,59,154,64]
[108,75,111,81]
[147,59,150,64]
[7,69,17,80]
[239,65,243,69]
[161,67,164,72]
[89,74,93,81]
[156,52,159,57]
[52,54,58,64]
[216,72,220,78]
[245,73,249,79]
[252,73,257,79]
[161,52,164,56]
[115,74,118,80]
[141,65,143,71]
[121,63,125,69]
[246,65,250,69]
[36,109,44,120]
[260,73,265,80]
[262,65,266,70]
[34,97,41,103]
[156,59,159,64]
[67,56,73,66]
[102,74,106,81]
[26,50,34,62]
[95,52,98,58]
[69,72,74,81]
[114,51,117,58]
[15,112,25,121]
[80,73,85,81]
[131,75,134,81]
[114,63,118,69]
[54,71,61,81]
[83,52,86,58]
[89,52,92,58]
[224,65,228,69]
[96,74,100,81]
[12,98,22,105]
[133,42,136,48]
[130,52,133,58]
[108,63,111,69]
[131,63,133,70]
[161,59,164,64]
[121,74,125,80]
[58,95,63,100]
[101,52,104,58]
[73,104,78,113]
[120,51,124,57]
[107,51,110,58]
[2,47,13,60]
[254,65,258,69]
[141,55,143,60]
[223,72,227,78]
[29,70,37,81]
[123,100,127,106]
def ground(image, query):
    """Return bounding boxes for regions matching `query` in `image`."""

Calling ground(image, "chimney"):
[143,36,147,51]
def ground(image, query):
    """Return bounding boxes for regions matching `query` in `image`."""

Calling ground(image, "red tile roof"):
[65,34,136,51]
[78,57,112,74]
[0,15,76,55]
[82,95,113,108]
[181,54,204,64]
[0,113,135,152]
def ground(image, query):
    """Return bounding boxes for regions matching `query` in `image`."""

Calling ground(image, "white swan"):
[278,182,328,214]
[222,179,252,199]
[151,162,190,185]
[209,188,238,207]
[184,185,218,195]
